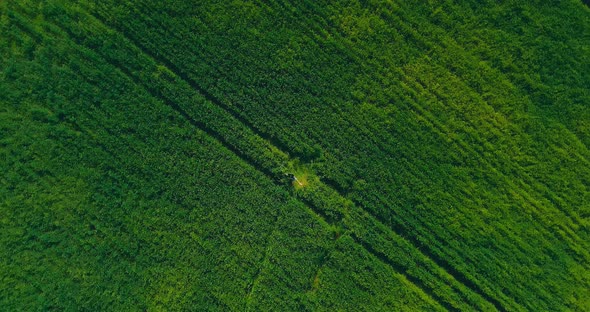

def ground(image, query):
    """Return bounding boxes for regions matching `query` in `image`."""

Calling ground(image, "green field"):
[1,0,590,310]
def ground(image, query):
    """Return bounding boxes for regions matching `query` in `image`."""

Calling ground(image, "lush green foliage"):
[2,0,589,310]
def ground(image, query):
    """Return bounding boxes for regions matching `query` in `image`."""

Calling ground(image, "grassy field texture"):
[1,0,589,311]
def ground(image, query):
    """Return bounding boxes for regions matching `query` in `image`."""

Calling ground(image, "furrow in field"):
[348,233,453,312]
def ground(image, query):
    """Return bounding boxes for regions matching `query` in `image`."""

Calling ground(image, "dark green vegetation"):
[2,0,590,310]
